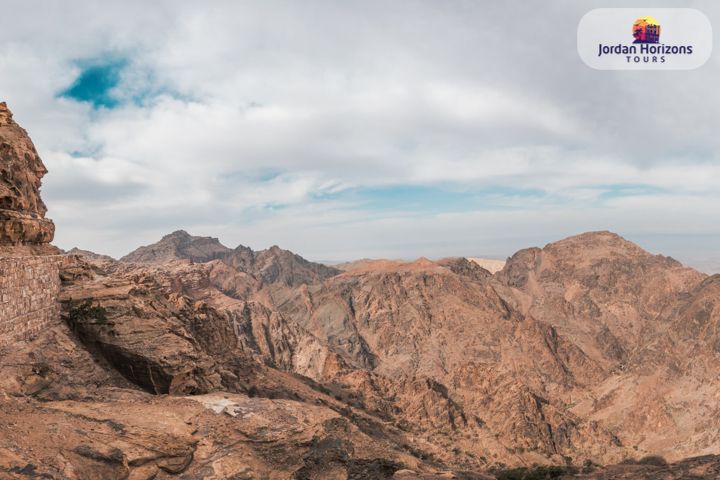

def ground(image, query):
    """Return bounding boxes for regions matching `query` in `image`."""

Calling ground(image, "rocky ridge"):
[120,230,342,287]
[0,102,57,255]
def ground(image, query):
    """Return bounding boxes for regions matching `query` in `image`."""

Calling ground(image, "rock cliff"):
[0,102,57,255]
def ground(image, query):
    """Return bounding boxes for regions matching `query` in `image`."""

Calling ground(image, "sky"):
[2,0,720,271]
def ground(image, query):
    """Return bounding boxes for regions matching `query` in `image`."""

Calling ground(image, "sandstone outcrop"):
[0,321,417,479]
[0,102,57,254]
[0,104,65,351]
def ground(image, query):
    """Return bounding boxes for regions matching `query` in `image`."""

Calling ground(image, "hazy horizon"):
[3,1,720,272]
[63,228,720,276]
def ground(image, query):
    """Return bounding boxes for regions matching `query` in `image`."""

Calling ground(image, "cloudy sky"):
[2,0,720,270]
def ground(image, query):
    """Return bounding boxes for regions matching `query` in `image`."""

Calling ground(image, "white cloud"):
[1,0,720,267]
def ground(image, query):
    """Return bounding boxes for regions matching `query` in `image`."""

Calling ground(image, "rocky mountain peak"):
[0,102,16,125]
[500,231,671,282]
[542,230,655,265]
[0,102,57,252]
[120,230,232,264]
[162,229,191,240]
[229,242,342,287]
[160,229,225,246]
[497,230,705,370]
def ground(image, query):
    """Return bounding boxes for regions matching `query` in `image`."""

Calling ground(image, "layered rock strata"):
[0,102,57,252]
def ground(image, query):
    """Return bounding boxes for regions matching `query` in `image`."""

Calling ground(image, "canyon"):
[2,103,720,479]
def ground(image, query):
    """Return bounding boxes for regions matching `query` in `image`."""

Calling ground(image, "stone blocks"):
[0,255,74,348]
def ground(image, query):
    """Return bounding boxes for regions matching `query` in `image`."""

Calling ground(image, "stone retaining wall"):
[0,255,73,348]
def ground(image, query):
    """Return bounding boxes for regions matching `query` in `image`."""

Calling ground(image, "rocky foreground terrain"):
[2,102,720,478]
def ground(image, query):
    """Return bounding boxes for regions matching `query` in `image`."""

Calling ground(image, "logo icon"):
[633,17,661,44]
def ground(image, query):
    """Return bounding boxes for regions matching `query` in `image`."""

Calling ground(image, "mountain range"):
[4,229,717,478]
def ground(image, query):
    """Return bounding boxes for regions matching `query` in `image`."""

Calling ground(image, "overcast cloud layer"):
[2,0,720,271]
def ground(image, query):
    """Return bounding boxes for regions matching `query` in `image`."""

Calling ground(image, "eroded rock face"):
[60,268,233,396]
[491,232,720,463]
[495,231,705,366]
[0,322,414,479]
[1,280,422,479]
[0,102,56,250]
[269,256,628,466]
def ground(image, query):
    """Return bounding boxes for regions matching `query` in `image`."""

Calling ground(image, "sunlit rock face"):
[0,102,58,254]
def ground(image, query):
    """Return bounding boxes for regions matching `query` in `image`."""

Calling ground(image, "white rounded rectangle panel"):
[578,8,712,70]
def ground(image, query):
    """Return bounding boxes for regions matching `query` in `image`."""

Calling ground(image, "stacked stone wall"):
[0,255,72,348]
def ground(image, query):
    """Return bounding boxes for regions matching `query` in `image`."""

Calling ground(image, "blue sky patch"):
[59,58,128,109]
[596,184,668,201]
[317,185,545,214]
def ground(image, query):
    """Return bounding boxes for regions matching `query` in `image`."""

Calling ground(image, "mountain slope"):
[224,244,342,287]
[268,256,629,465]
[492,231,719,462]
[262,233,720,466]
[494,231,705,366]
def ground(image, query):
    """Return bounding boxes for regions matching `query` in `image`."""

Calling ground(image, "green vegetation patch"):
[496,465,565,480]
[68,300,108,324]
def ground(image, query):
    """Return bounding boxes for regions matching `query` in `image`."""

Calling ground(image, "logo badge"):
[578,9,712,70]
